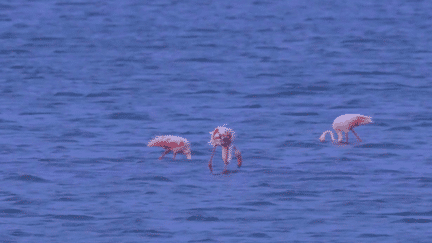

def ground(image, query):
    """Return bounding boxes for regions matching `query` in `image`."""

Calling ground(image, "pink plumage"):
[319,114,372,144]
[208,125,242,173]
[148,135,191,160]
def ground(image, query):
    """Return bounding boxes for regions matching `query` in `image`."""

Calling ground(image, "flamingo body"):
[319,114,372,143]
[148,135,191,160]
[208,125,242,173]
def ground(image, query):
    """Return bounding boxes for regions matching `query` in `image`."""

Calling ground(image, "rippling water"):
[1,0,431,242]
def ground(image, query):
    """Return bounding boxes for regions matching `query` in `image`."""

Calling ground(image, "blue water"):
[1,0,431,242]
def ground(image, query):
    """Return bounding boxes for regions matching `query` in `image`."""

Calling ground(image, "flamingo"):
[319,114,372,144]
[148,135,191,160]
[208,125,242,174]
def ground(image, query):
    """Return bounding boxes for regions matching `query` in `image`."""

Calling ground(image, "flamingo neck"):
[320,130,337,143]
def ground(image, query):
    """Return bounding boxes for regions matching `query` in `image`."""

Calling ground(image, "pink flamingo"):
[319,114,372,144]
[148,135,191,160]
[208,125,242,173]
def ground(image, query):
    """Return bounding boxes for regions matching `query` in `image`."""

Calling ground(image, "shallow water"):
[1,0,431,242]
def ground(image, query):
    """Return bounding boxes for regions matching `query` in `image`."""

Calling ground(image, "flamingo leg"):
[345,132,349,144]
[208,146,217,173]
[159,149,170,160]
[222,146,229,173]
[233,146,242,168]
[222,146,229,165]
[173,152,177,160]
[350,128,362,142]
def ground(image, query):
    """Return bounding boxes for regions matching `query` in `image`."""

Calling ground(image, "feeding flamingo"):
[319,114,372,144]
[208,125,242,174]
[148,135,191,160]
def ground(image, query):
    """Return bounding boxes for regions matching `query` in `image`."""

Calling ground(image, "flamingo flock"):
[148,114,373,174]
